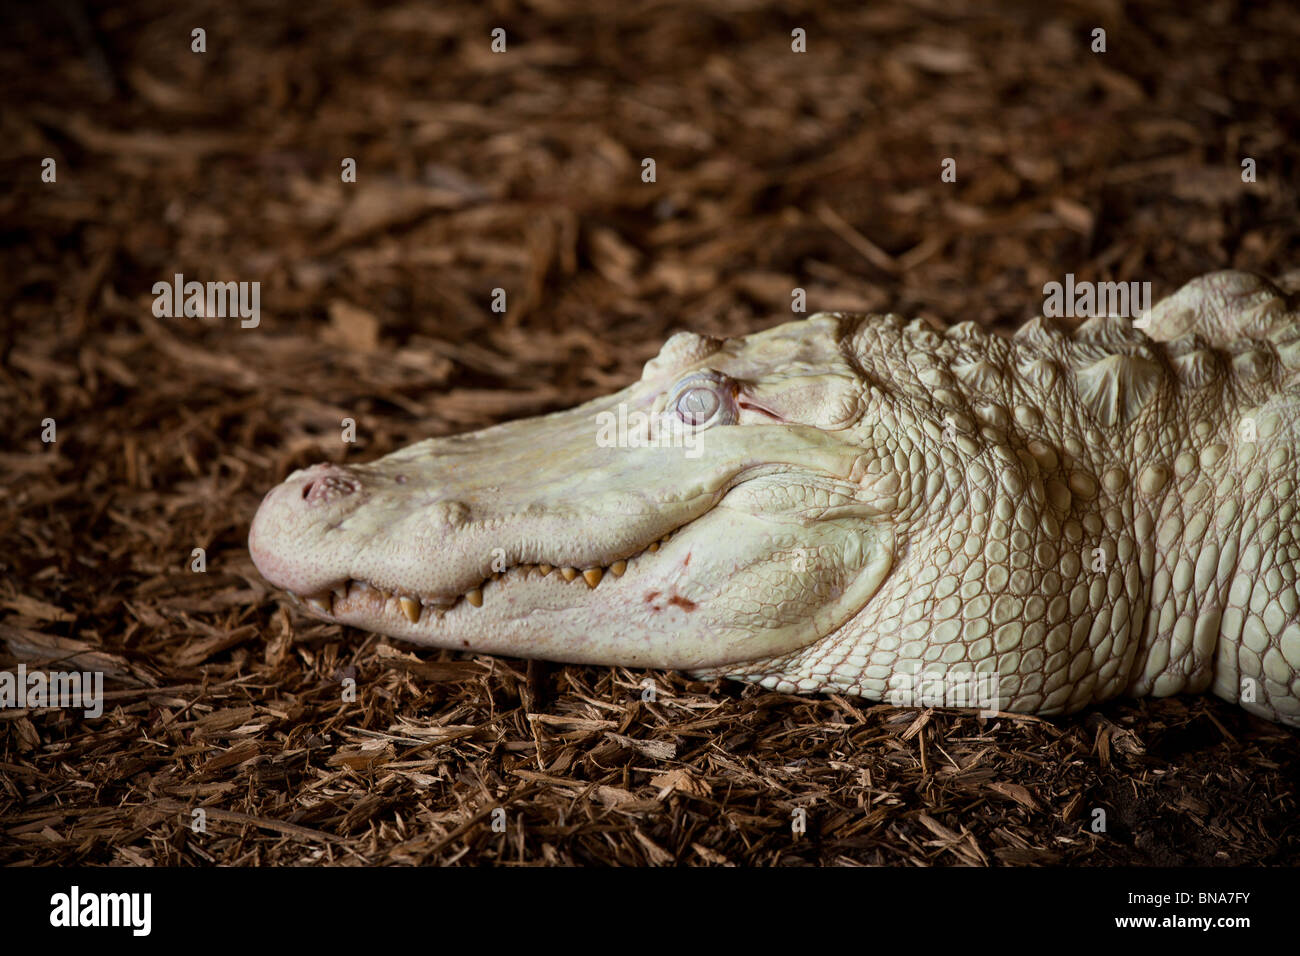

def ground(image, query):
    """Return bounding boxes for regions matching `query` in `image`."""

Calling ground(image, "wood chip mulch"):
[2,0,1298,866]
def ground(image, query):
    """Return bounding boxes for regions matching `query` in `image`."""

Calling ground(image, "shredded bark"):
[2,0,1298,866]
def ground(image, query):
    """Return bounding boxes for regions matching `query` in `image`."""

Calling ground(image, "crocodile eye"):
[676,387,719,425]
[670,371,735,428]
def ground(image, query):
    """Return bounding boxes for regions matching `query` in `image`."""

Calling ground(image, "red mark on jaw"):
[645,590,696,612]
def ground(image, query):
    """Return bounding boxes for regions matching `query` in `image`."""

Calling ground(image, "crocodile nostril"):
[302,472,361,504]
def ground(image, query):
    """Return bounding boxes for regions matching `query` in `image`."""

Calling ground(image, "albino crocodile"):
[249,271,1300,727]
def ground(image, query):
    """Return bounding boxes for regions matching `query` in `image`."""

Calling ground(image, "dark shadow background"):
[1,0,1298,864]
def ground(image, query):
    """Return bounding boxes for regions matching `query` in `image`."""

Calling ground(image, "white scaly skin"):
[250,271,1300,726]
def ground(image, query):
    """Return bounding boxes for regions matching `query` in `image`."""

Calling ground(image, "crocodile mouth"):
[286,528,681,626]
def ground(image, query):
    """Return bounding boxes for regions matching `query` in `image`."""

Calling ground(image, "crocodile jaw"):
[254,492,891,670]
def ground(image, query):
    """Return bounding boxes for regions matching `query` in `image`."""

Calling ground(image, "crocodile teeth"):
[322,531,687,619]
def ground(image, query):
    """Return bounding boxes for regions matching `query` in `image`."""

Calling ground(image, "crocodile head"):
[249,314,904,670]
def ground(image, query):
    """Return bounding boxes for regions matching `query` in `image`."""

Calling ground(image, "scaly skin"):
[250,271,1300,726]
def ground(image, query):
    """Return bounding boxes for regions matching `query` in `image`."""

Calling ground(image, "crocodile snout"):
[249,463,364,596]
